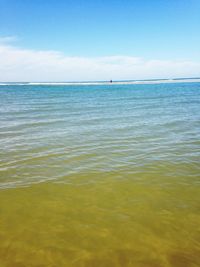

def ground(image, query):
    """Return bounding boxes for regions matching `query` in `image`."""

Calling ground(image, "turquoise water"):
[0,83,200,266]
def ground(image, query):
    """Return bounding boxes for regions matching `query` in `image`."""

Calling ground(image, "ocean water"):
[0,83,200,267]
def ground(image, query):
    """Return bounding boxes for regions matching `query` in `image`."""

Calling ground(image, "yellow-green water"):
[0,83,200,266]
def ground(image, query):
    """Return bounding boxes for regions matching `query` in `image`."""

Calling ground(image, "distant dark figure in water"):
[110,80,113,83]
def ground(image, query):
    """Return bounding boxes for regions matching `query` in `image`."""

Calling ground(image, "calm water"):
[0,83,200,266]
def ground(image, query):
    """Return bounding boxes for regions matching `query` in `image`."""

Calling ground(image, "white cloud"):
[0,36,18,44]
[0,43,200,82]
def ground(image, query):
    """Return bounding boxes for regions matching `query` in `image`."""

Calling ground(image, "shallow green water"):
[0,83,200,266]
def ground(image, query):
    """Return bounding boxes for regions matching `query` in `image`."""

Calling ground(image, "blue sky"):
[0,0,200,81]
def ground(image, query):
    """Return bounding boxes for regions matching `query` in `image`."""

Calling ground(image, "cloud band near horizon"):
[0,43,200,82]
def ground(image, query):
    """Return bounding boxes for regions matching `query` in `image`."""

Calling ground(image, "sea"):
[0,81,200,267]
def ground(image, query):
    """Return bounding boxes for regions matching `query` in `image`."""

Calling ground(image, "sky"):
[0,0,200,82]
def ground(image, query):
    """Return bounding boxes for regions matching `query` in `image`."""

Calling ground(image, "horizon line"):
[1,77,200,84]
